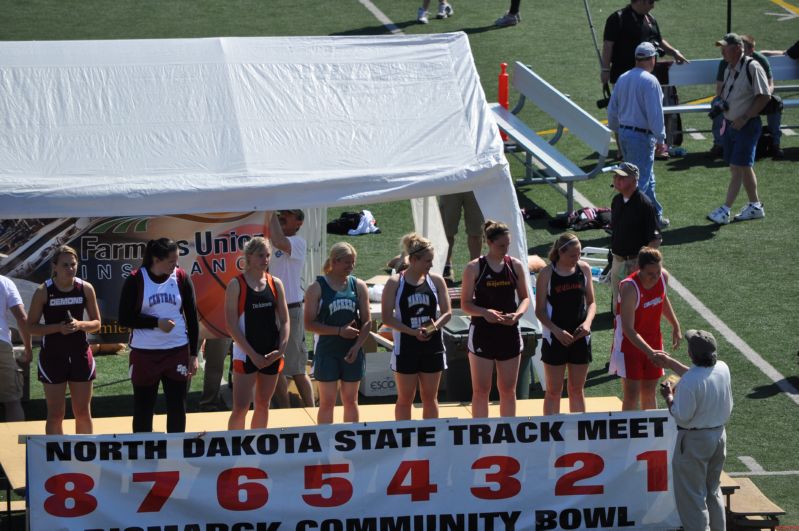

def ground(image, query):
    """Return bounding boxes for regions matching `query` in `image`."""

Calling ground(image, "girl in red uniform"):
[610,247,681,410]
[461,220,530,418]
[226,237,289,430]
[27,246,101,434]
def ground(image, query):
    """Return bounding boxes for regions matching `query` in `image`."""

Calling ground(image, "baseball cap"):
[685,329,717,357]
[635,42,658,59]
[716,33,743,47]
[611,162,640,179]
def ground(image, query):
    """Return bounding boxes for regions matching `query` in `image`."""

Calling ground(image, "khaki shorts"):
[439,192,484,238]
[0,341,23,402]
[610,255,638,314]
[282,306,308,376]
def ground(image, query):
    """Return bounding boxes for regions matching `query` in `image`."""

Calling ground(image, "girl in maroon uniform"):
[226,237,289,430]
[119,238,199,433]
[461,220,530,418]
[27,246,101,434]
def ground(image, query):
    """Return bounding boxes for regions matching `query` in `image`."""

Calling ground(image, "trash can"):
[442,310,539,402]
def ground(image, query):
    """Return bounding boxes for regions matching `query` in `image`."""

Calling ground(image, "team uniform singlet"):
[38,278,95,384]
[232,274,283,375]
[130,267,187,350]
[312,276,364,382]
[609,271,666,380]
[390,273,445,374]
[468,256,522,361]
[541,266,592,365]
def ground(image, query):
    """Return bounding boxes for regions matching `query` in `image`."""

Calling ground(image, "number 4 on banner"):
[386,460,438,501]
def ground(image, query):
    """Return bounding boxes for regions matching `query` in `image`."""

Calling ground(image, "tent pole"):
[727,0,731,33]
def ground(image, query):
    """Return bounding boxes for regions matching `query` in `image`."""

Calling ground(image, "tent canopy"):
[0,33,528,282]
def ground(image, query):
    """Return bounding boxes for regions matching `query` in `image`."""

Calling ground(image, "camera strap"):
[720,56,746,102]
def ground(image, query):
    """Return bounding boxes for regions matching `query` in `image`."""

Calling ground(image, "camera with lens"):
[708,99,729,119]
[596,97,610,109]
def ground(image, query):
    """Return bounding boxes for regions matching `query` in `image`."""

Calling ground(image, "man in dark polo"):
[610,162,662,313]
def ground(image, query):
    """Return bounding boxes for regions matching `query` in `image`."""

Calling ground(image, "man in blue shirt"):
[607,42,669,229]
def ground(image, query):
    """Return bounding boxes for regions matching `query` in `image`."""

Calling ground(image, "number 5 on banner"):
[132,471,180,512]
[302,464,353,507]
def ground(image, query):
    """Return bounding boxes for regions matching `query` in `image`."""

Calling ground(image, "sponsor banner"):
[26,411,682,530]
[0,214,269,341]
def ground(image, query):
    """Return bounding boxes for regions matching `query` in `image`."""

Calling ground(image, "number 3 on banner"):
[43,473,97,517]
[471,456,521,499]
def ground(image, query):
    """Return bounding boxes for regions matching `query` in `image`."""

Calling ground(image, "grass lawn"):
[3,0,799,524]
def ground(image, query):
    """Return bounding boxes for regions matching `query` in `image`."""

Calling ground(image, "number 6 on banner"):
[217,467,269,511]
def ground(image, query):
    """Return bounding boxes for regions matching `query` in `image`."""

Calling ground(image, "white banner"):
[26,411,681,531]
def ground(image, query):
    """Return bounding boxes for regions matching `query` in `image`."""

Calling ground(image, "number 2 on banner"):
[43,473,97,517]
[387,460,438,501]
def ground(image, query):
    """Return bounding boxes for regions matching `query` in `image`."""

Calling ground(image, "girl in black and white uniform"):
[461,220,530,418]
[381,233,451,420]
[119,238,199,433]
[535,233,596,415]
[226,237,289,430]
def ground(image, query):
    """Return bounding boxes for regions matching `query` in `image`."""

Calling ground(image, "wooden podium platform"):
[1,396,622,492]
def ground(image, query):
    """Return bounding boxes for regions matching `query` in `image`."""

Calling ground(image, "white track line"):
[728,470,799,477]
[358,0,404,34]
[782,128,796,136]
[739,456,766,473]
[685,127,706,141]
[566,185,799,406]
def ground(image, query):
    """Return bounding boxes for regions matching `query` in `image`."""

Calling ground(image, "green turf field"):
[3,0,798,524]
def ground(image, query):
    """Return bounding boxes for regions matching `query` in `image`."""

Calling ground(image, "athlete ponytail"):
[548,233,580,264]
[142,238,178,269]
[323,242,357,275]
[50,245,79,278]
[483,220,510,243]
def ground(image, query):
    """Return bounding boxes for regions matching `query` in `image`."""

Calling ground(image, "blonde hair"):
[402,232,434,260]
[323,242,357,274]
[243,236,270,266]
[548,233,580,264]
[483,220,510,242]
[51,245,79,278]
[637,247,663,269]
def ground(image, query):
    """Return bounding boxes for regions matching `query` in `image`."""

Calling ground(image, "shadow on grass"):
[664,151,728,171]
[746,376,799,400]
[460,25,504,35]
[585,365,619,389]
[660,223,720,246]
[330,21,418,36]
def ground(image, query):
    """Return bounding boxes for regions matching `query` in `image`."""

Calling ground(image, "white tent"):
[0,33,528,281]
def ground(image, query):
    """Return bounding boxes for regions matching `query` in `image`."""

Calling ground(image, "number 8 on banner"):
[43,473,97,517]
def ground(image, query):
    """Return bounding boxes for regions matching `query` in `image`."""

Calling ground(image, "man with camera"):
[707,34,771,225]
[607,42,669,229]
[709,34,784,160]
[600,0,687,87]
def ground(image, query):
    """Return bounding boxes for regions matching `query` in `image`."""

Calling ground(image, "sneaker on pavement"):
[707,206,730,225]
[436,2,453,18]
[772,145,785,159]
[708,144,724,159]
[495,12,520,27]
[657,217,670,230]
[417,7,429,23]
[734,203,765,222]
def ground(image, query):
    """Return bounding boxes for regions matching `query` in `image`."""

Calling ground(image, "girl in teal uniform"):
[304,242,371,424]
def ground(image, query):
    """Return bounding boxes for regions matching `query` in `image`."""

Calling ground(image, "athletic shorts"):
[391,349,446,375]
[129,345,190,386]
[439,192,484,238]
[38,345,96,385]
[610,347,663,380]
[313,350,365,382]
[282,306,308,376]
[232,354,284,375]
[468,323,521,361]
[722,117,760,167]
[541,334,592,366]
[0,342,23,401]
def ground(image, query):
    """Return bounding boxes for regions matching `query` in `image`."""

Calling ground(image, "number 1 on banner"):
[637,450,668,491]
[387,460,438,501]
[132,471,180,513]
